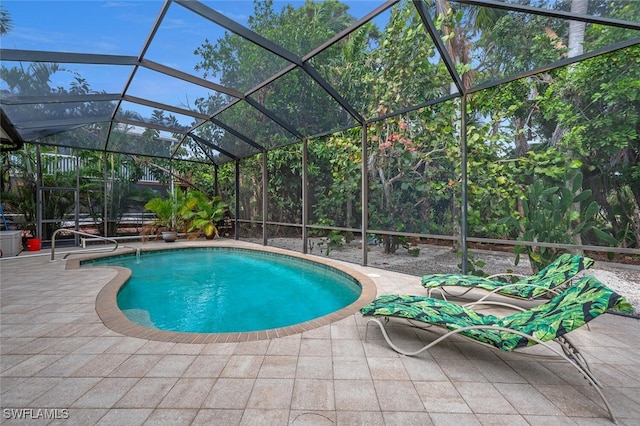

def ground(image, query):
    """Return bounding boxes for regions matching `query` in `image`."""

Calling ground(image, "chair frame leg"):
[363,317,618,424]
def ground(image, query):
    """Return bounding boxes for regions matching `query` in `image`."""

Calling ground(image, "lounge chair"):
[421,253,594,306]
[361,276,633,423]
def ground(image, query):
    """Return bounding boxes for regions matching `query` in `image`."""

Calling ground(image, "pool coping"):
[66,242,378,343]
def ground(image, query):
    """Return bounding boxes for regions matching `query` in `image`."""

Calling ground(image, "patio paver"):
[1,240,639,424]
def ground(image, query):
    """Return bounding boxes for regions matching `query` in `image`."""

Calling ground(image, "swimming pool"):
[82,245,376,341]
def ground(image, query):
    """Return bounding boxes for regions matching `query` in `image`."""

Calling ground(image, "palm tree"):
[568,0,588,58]
[0,7,13,35]
[182,191,228,239]
[565,0,589,248]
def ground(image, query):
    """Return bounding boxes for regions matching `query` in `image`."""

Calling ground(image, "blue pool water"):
[84,248,361,333]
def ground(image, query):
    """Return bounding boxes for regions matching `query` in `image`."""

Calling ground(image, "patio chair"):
[361,275,633,423]
[421,253,594,307]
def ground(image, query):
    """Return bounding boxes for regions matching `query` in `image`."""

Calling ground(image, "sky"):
[0,1,297,54]
[0,1,382,65]
[0,0,385,112]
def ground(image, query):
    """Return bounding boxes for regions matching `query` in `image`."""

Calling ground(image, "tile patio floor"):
[1,240,639,425]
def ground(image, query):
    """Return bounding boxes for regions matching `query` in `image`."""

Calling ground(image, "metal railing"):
[9,153,159,182]
[50,229,119,261]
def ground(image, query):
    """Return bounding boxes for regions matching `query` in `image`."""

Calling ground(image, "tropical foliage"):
[1,0,638,267]
[183,191,228,239]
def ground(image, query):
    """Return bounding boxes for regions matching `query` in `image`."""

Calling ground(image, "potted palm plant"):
[143,191,187,242]
[183,191,228,239]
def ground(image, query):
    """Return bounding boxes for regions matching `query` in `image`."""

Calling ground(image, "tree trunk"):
[513,117,529,157]
[568,0,588,58]
[566,0,589,249]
